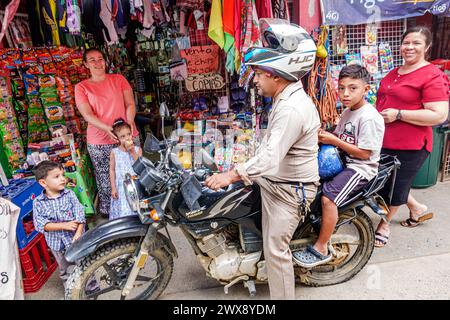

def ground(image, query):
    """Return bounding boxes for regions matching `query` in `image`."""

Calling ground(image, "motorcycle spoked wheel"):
[65,238,173,300]
[293,209,375,287]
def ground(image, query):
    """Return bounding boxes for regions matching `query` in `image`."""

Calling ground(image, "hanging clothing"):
[142,0,154,28]
[116,0,128,29]
[233,0,242,72]
[66,0,81,34]
[56,0,68,33]
[240,0,260,57]
[271,0,290,21]
[82,0,109,45]
[186,3,212,46]
[26,0,45,45]
[208,0,224,49]
[256,0,272,19]
[0,0,20,43]
[99,0,120,44]
[40,0,61,45]
[223,0,235,73]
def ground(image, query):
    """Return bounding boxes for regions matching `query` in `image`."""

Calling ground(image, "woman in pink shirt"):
[75,48,139,218]
[375,27,449,247]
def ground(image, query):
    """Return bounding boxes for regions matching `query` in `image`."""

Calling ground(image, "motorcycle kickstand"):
[224,275,249,295]
[244,280,257,297]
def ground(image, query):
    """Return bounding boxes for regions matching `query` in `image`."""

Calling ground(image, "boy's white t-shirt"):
[333,103,385,180]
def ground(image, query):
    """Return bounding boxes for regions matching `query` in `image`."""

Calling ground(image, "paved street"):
[25,181,450,300]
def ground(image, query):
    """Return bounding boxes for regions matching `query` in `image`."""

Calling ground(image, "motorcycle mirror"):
[170,152,184,170]
[159,102,170,118]
[200,149,218,172]
[144,133,162,153]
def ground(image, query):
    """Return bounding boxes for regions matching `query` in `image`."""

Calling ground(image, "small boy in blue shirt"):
[32,160,86,288]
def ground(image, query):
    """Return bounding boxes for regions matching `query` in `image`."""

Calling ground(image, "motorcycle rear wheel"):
[293,209,375,287]
[65,237,173,300]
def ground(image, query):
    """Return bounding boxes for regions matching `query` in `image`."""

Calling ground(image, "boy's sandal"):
[400,212,433,228]
[374,232,389,248]
[292,244,332,268]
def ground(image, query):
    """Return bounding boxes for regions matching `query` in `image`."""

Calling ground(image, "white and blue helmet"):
[244,18,316,82]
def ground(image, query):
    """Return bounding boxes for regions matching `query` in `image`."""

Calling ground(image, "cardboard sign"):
[180,45,220,75]
[185,73,225,92]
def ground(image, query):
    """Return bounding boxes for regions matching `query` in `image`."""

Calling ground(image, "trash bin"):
[412,125,448,188]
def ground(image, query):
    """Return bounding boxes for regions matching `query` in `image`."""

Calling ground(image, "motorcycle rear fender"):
[65,216,177,263]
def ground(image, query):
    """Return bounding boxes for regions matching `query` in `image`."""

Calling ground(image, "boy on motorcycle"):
[205,19,320,300]
[293,65,385,267]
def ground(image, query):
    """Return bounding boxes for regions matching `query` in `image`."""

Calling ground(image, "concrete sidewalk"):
[25,181,450,300]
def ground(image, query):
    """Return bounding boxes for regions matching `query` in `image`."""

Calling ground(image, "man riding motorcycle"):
[205,19,320,300]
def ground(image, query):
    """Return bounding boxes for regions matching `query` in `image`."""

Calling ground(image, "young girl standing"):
[109,118,142,220]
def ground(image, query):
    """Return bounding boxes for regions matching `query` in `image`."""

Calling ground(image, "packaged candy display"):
[0,93,26,176]
[23,74,39,95]
[360,46,379,75]
[379,42,395,73]
[345,53,362,66]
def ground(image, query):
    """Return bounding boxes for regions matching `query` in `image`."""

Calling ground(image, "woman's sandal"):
[400,212,433,228]
[375,232,389,248]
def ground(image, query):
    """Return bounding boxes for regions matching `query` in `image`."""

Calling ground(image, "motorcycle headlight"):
[138,166,166,193]
[132,156,154,175]
[123,174,140,212]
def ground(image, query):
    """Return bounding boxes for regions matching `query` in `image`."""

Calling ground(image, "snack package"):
[44,105,65,122]
[345,53,362,66]
[38,74,56,91]
[360,46,379,75]
[366,24,378,46]
[379,42,394,73]
[23,74,39,95]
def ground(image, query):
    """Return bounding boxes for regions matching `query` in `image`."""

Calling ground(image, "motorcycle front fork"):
[120,224,158,299]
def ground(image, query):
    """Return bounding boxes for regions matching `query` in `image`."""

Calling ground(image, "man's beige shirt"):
[236,81,320,184]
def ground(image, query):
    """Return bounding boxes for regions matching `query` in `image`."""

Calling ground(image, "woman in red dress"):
[375,26,449,247]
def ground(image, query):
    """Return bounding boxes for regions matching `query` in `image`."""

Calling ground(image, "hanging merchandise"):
[332,25,348,56]
[0,74,26,177]
[208,0,224,49]
[307,26,340,129]
[365,23,378,46]
[66,0,82,34]
[39,0,61,46]
[360,45,379,75]
[271,0,290,20]
[222,0,236,74]
[345,52,362,66]
[379,42,395,73]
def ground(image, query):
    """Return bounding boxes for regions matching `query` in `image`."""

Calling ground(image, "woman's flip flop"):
[400,212,433,228]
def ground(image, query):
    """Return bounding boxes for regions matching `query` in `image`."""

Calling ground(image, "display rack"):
[327,19,407,84]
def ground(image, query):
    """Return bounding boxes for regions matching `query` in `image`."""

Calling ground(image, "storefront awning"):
[320,0,450,25]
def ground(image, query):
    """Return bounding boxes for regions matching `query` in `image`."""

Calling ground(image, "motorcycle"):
[64,108,400,300]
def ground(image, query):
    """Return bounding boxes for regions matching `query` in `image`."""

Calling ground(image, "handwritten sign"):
[185,73,225,92]
[180,45,220,75]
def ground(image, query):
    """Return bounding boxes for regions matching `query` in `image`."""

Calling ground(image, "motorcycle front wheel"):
[293,208,375,287]
[65,237,173,300]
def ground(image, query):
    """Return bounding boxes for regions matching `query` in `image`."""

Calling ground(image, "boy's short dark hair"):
[339,64,371,84]
[33,161,63,181]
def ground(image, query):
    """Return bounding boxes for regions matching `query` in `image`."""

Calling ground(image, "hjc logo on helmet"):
[288,54,315,65]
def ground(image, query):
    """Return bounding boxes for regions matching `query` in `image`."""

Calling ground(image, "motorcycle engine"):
[196,232,262,281]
